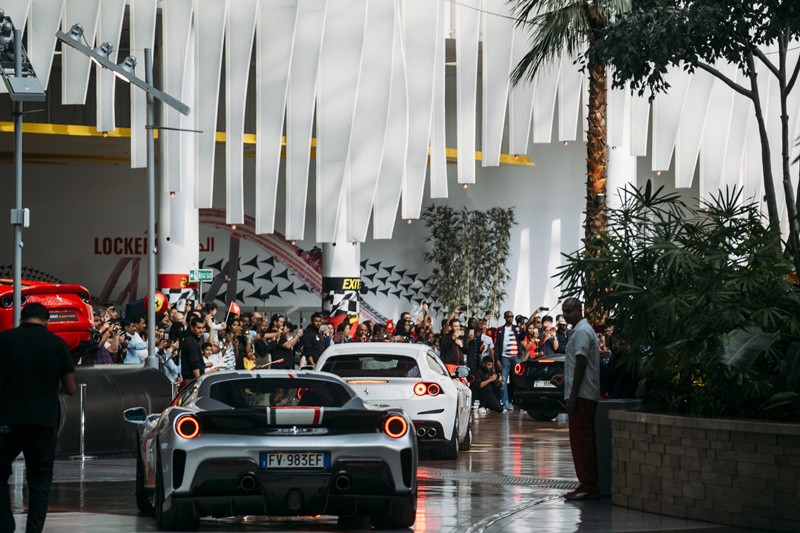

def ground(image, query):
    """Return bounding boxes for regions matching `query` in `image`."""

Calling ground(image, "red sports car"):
[0,279,95,362]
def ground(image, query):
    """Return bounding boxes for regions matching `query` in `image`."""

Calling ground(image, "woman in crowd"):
[521,322,543,361]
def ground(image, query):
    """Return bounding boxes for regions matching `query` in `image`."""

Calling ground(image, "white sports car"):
[123,370,417,531]
[316,342,473,460]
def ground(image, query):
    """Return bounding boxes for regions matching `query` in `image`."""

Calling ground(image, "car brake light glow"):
[537,360,555,364]
[514,363,525,376]
[175,415,200,439]
[384,415,408,438]
[414,382,441,396]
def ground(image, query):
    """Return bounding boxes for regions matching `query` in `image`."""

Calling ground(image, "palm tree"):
[512,0,631,241]
[511,0,630,320]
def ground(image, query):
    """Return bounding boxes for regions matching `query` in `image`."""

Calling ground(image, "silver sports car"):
[123,370,417,531]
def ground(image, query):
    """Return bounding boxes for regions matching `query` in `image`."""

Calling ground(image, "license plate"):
[534,380,556,388]
[259,451,330,469]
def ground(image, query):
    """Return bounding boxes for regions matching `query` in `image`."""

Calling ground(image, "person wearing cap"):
[0,302,77,533]
[540,315,560,356]
[555,315,570,354]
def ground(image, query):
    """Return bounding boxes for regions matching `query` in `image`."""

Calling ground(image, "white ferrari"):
[316,343,472,460]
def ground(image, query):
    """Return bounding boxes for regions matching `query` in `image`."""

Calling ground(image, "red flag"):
[385,319,395,334]
[228,301,241,316]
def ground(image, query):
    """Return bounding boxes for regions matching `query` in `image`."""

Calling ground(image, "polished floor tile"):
[7,409,743,532]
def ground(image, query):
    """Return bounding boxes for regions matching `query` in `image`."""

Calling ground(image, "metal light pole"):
[55,25,190,367]
[11,28,22,326]
[1,10,45,325]
[145,48,157,369]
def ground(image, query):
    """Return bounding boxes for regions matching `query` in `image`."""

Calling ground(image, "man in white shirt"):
[551,297,600,500]
[495,311,523,411]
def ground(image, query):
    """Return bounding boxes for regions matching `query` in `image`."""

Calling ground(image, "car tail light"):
[537,359,555,364]
[175,415,200,439]
[414,382,440,396]
[514,363,525,376]
[384,415,408,438]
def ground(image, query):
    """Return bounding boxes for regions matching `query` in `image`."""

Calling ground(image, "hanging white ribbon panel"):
[402,0,440,214]
[454,0,479,182]
[531,60,559,143]
[285,0,326,241]
[429,0,448,198]
[481,0,513,167]
[699,63,736,202]
[721,74,751,192]
[62,0,100,105]
[95,0,125,133]
[255,0,299,235]
[348,0,395,242]
[373,10,408,239]
[507,23,535,155]
[225,0,258,225]
[674,69,714,188]
[630,92,650,157]
[162,0,193,193]
[316,0,367,242]
[27,0,62,93]
[558,49,584,142]
[651,66,691,171]
[129,0,157,169]
[193,0,226,207]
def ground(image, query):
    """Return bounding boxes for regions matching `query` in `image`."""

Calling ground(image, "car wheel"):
[155,447,199,531]
[136,446,154,514]
[527,410,559,422]
[370,494,416,529]
[440,417,459,460]
[460,415,472,452]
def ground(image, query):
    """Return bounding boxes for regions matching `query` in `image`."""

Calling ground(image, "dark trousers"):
[476,386,504,413]
[0,425,57,533]
[568,398,599,494]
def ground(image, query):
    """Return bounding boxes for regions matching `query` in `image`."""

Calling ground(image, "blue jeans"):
[500,356,519,409]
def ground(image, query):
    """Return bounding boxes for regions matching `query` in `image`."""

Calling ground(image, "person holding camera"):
[470,355,504,413]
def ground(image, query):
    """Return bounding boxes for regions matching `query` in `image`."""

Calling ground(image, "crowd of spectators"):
[83,300,614,407]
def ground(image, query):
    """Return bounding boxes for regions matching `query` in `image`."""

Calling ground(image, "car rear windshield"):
[208,378,354,408]
[320,355,421,378]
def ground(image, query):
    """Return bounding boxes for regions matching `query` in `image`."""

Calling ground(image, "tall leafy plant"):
[558,182,800,419]
[422,206,516,319]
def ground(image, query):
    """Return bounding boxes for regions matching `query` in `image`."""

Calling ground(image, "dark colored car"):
[512,352,619,421]
[511,355,566,421]
[0,279,95,362]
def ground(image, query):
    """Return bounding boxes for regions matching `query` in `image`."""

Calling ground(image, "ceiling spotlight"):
[291,241,297,246]
[169,191,175,198]
[231,224,237,231]
[91,41,113,67]
[656,170,662,176]
[463,184,468,189]
[102,131,108,138]
[65,23,84,44]
[563,141,569,147]
[114,56,137,82]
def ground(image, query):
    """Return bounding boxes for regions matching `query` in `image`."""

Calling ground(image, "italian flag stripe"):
[265,407,324,425]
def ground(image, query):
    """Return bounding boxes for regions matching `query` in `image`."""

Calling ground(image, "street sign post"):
[189,269,214,303]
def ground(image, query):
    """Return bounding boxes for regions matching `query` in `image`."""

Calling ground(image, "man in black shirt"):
[439,318,465,368]
[301,312,326,367]
[180,316,206,384]
[470,355,503,412]
[0,303,76,533]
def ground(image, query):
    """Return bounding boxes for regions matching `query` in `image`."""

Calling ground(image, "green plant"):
[558,181,800,419]
[422,205,516,319]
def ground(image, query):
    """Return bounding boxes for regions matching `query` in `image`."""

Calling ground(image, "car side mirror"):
[454,366,470,379]
[123,406,147,424]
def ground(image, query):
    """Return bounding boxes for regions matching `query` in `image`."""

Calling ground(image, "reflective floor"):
[8,410,741,532]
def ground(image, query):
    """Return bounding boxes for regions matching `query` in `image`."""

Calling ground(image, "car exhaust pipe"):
[334,474,351,492]
[416,427,426,438]
[427,427,437,438]
[239,473,257,492]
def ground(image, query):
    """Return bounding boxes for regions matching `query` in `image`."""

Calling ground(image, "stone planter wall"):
[609,410,800,532]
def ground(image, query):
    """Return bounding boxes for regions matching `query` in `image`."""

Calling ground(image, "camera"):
[541,306,549,311]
